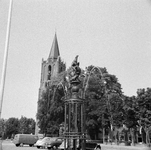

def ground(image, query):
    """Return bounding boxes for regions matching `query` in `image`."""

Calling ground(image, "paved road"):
[0,140,151,150]
[0,140,37,150]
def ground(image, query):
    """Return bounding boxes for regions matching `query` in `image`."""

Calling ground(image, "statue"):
[64,55,81,98]
[68,55,81,83]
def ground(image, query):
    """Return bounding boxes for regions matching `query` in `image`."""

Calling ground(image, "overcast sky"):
[0,0,151,119]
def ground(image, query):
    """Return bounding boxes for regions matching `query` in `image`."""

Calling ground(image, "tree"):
[136,88,151,145]
[123,96,138,145]
[5,118,19,139]
[19,116,35,134]
[37,71,66,135]
[82,65,123,141]
[0,119,5,138]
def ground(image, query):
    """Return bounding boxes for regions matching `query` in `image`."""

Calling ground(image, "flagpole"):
[0,0,13,119]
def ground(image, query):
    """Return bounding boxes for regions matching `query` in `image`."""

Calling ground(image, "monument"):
[64,55,86,150]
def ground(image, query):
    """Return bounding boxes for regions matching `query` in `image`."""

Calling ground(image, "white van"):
[13,134,38,147]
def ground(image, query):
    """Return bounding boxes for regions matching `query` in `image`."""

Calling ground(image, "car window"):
[48,137,57,142]
[42,137,50,142]
[56,138,62,141]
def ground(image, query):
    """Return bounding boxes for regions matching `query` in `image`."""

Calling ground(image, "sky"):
[0,0,151,120]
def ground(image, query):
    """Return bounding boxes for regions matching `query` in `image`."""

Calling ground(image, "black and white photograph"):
[0,0,151,150]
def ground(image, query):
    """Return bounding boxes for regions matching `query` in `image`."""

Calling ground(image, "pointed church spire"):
[49,33,60,60]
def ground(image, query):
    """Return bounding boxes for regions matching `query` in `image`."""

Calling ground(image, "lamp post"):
[0,0,13,119]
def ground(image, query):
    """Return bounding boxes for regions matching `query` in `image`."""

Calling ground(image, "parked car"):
[13,134,38,147]
[58,139,78,150]
[47,137,63,149]
[35,137,52,149]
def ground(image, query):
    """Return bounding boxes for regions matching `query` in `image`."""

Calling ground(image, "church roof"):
[49,33,60,59]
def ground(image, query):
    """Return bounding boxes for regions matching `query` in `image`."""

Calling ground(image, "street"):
[0,140,37,150]
[0,140,150,150]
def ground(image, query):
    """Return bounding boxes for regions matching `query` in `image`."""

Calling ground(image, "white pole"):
[0,0,13,119]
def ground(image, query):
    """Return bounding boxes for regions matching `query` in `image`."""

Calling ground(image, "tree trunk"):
[141,127,146,144]
[146,131,148,145]
[130,128,135,146]
[95,128,99,140]
[109,129,113,145]
[124,130,129,146]
[114,128,118,145]
[103,128,105,144]
[146,129,150,146]
[136,132,138,143]
[116,131,119,145]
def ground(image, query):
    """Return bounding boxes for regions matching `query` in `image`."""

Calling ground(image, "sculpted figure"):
[69,55,81,83]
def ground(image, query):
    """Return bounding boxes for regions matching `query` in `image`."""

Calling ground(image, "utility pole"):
[0,0,13,119]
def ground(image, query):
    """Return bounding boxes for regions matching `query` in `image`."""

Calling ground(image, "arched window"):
[48,65,51,80]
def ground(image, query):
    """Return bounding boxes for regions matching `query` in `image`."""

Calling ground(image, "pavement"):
[99,143,151,150]
[1,140,151,150]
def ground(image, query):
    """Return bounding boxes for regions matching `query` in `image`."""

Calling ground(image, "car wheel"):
[16,144,20,147]
[37,146,41,149]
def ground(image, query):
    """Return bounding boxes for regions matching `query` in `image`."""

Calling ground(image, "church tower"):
[35,34,66,135]
[39,33,66,90]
